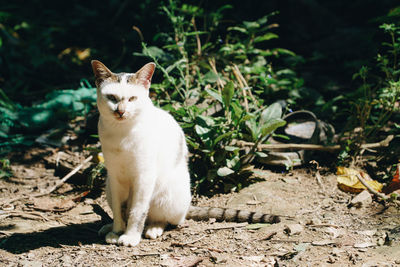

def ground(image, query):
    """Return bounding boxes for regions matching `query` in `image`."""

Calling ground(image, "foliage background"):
[0,0,399,192]
[1,0,398,104]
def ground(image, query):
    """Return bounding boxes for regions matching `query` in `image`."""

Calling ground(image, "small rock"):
[327,255,335,263]
[306,218,322,225]
[353,241,376,248]
[350,190,372,208]
[312,240,336,246]
[284,224,303,236]
[377,238,385,246]
[357,229,377,236]
[83,198,94,205]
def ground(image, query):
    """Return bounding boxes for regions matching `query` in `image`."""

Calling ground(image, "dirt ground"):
[0,147,399,267]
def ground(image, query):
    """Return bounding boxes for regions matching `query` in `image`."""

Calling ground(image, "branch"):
[356,173,389,201]
[233,135,394,153]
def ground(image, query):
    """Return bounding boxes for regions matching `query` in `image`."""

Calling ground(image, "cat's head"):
[91,60,155,122]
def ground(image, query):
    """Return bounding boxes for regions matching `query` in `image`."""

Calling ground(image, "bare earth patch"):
[0,148,399,266]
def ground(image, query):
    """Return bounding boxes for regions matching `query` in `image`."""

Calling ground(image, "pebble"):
[284,224,303,236]
[350,190,372,208]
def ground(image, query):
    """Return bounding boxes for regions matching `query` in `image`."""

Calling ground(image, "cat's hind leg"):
[98,223,113,236]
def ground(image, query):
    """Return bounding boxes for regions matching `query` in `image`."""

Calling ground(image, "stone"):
[284,224,304,236]
[350,190,372,208]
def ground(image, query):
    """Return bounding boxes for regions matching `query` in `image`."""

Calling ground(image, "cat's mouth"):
[113,112,127,121]
[115,116,126,121]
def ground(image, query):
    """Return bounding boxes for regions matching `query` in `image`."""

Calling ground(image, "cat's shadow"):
[0,204,112,254]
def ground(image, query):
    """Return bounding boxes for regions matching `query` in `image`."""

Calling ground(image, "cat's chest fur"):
[99,116,154,178]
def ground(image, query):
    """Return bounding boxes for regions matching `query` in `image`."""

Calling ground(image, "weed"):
[341,23,400,164]
[136,0,292,193]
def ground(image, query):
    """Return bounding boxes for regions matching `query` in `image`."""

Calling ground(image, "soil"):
[0,147,399,267]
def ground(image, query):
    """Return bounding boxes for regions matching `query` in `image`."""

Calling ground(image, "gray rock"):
[350,190,372,208]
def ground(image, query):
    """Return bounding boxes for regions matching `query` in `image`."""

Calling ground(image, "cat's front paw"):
[118,233,141,247]
[105,231,120,244]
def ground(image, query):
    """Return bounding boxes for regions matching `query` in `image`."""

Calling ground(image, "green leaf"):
[205,88,223,103]
[274,48,296,57]
[227,155,240,169]
[203,71,220,83]
[214,131,234,145]
[184,31,208,36]
[243,21,260,30]
[228,26,247,33]
[143,46,165,59]
[225,146,240,152]
[217,166,234,177]
[260,118,286,138]
[255,151,268,158]
[196,115,215,127]
[222,81,235,109]
[245,223,271,230]
[194,124,211,136]
[260,103,282,125]
[186,137,199,149]
[254,33,279,43]
[245,119,259,141]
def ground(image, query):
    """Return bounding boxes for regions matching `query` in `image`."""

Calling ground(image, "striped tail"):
[186,206,280,224]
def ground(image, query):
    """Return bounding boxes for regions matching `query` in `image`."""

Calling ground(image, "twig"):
[356,173,389,201]
[208,58,225,92]
[259,231,277,241]
[269,239,301,243]
[170,242,224,253]
[206,222,248,231]
[132,26,144,42]
[4,211,49,221]
[191,17,201,56]
[306,224,339,229]
[131,253,160,257]
[232,64,258,105]
[232,65,249,112]
[233,135,394,153]
[310,160,324,191]
[182,235,206,245]
[0,155,93,206]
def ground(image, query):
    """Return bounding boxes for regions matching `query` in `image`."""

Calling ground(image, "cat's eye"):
[106,95,118,102]
[129,96,137,102]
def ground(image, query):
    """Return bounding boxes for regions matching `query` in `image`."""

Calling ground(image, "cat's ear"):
[135,63,156,90]
[91,60,113,80]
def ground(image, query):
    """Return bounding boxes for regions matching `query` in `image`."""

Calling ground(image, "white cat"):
[91,60,192,247]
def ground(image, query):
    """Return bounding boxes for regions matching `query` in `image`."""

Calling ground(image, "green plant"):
[0,158,12,179]
[351,24,400,138]
[341,23,400,164]
[136,0,291,194]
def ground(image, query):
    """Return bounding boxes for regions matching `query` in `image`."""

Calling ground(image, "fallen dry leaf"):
[33,196,76,212]
[336,167,383,193]
[383,164,400,194]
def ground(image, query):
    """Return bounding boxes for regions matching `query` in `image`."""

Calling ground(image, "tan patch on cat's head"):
[127,63,156,90]
[91,60,119,88]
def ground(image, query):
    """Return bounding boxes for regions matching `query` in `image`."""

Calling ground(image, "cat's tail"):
[186,206,280,224]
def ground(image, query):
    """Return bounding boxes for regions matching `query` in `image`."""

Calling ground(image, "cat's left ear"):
[136,63,156,90]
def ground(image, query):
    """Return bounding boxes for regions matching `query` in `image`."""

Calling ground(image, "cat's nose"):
[116,104,126,117]
[115,109,125,117]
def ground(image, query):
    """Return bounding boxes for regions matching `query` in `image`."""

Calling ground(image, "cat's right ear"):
[91,60,113,80]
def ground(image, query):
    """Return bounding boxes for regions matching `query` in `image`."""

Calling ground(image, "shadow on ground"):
[0,220,104,254]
